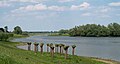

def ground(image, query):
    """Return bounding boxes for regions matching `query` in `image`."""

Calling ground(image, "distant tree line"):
[59,23,120,37]
[59,29,69,35]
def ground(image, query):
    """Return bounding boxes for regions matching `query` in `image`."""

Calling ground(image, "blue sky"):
[0,0,120,31]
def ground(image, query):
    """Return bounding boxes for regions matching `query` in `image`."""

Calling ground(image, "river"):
[12,36,120,61]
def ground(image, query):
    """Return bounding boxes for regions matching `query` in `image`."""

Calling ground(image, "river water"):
[12,36,120,61]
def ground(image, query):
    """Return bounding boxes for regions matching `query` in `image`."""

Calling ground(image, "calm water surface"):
[12,36,120,61]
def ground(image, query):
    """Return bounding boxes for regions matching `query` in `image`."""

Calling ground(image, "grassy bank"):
[8,34,28,40]
[48,33,69,36]
[0,34,119,64]
[0,41,111,64]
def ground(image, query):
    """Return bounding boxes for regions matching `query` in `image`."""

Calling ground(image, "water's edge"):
[12,36,120,62]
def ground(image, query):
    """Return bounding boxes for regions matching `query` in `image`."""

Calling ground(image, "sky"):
[0,0,120,31]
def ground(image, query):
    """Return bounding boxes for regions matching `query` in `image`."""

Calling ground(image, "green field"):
[0,41,109,64]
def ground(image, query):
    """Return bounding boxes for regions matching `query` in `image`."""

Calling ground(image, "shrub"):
[0,33,13,41]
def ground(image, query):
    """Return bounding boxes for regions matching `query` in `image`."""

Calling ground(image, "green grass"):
[49,33,69,36]
[13,34,28,38]
[8,34,28,40]
[0,41,107,64]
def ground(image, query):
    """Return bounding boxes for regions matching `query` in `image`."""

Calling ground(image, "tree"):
[46,43,49,52]
[27,42,31,51]
[61,44,65,54]
[40,43,44,54]
[0,28,4,32]
[34,43,39,54]
[72,45,76,55]
[55,44,59,53]
[3,33,9,41]
[0,33,4,40]
[108,23,120,37]
[59,44,62,54]
[13,26,22,34]
[59,29,68,35]
[49,43,53,55]
[0,33,9,41]
[67,23,120,37]
[50,46,54,58]
[64,46,69,59]
[4,26,8,33]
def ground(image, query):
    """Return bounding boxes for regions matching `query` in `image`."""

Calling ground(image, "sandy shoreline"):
[91,57,120,64]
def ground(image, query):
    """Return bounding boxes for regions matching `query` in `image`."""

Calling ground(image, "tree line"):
[0,26,23,41]
[59,23,120,37]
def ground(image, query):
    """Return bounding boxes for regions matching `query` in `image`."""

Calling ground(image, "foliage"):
[68,23,120,37]
[55,44,59,47]
[27,42,31,45]
[59,29,69,35]
[34,42,39,45]
[0,28,5,32]
[4,26,8,33]
[49,43,53,47]
[64,46,69,50]
[13,26,22,34]
[0,33,13,41]
[40,43,44,47]
[50,46,54,50]
[47,43,49,46]
[61,44,65,47]
[59,44,62,47]
[72,45,76,49]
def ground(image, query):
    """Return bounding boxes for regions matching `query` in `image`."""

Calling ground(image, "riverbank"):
[0,41,107,64]
[0,35,120,64]
[16,44,120,64]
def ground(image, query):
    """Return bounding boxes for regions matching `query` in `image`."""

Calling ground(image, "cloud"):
[10,0,46,3]
[70,2,90,10]
[109,2,120,6]
[12,3,68,12]
[12,4,47,12]
[12,2,90,12]
[100,7,111,13]
[48,6,67,11]
[58,0,74,3]
[0,1,11,7]
[81,13,91,16]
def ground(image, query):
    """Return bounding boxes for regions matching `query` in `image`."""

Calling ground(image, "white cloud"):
[10,0,46,3]
[48,6,67,11]
[12,4,47,12]
[81,13,91,16]
[12,3,68,12]
[12,2,90,12]
[58,0,74,3]
[70,2,90,10]
[109,2,120,6]
[0,1,11,7]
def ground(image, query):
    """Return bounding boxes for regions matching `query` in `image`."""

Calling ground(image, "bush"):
[0,33,13,41]
[0,33,3,40]
[8,33,14,37]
